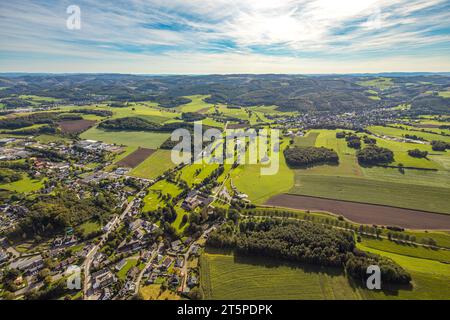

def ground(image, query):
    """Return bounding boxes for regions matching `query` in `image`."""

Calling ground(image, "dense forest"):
[207,219,411,285]
[284,146,339,167]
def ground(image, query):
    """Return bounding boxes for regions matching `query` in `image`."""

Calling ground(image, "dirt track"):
[265,194,450,230]
[117,148,155,168]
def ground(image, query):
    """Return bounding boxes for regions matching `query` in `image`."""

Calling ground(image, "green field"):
[357,77,393,90]
[143,180,183,211]
[177,95,214,113]
[0,175,44,193]
[231,140,294,204]
[357,244,450,300]
[369,125,450,144]
[360,237,450,264]
[200,252,363,300]
[130,150,177,179]
[80,127,170,149]
[200,243,450,300]
[294,132,319,147]
[291,174,450,214]
[288,129,450,213]
[117,258,138,280]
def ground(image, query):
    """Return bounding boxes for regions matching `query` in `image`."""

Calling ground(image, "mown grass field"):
[291,174,450,214]
[129,150,176,179]
[200,252,363,300]
[80,127,170,149]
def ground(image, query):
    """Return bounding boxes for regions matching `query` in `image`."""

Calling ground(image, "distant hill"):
[0,73,449,113]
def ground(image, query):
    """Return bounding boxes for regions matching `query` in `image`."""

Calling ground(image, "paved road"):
[133,242,163,296]
[179,225,218,292]
[83,199,137,299]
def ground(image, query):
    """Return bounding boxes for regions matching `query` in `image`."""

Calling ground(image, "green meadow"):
[200,252,363,300]
[0,175,44,193]
[287,129,450,213]
[130,150,177,179]
[80,127,170,149]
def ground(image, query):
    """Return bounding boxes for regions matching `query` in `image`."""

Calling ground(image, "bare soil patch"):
[59,119,96,134]
[265,194,450,230]
[116,147,156,168]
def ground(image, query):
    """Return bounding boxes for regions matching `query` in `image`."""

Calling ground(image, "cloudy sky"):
[1,0,449,74]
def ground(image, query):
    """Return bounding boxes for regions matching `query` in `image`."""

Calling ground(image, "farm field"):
[80,127,170,149]
[58,119,96,134]
[177,95,214,113]
[289,174,450,214]
[129,150,177,179]
[116,147,155,168]
[265,193,450,229]
[369,125,450,144]
[200,252,363,300]
[357,244,450,300]
[289,129,450,214]
[360,237,450,264]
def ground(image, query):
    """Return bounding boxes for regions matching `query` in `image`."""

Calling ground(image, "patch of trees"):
[152,96,192,108]
[207,219,411,285]
[346,135,361,149]
[356,146,394,165]
[70,109,113,117]
[363,136,376,145]
[109,102,127,108]
[284,146,339,168]
[404,134,425,141]
[408,149,428,158]
[345,249,411,284]
[0,112,60,134]
[1,97,32,109]
[336,132,346,139]
[0,168,22,184]
[99,117,161,131]
[181,112,206,122]
[8,190,116,239]
[431,140,450,151]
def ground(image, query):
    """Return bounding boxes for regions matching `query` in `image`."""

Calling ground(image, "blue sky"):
[1,0,449,73]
